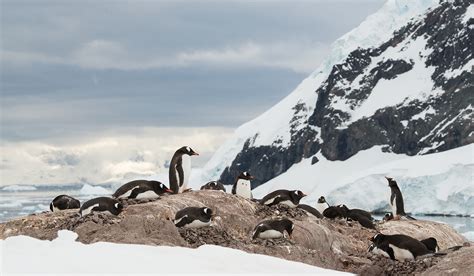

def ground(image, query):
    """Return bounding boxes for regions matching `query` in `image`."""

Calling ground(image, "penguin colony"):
[49,145,457,263]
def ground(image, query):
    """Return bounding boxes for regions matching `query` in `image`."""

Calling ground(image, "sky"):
[0,0,384,186]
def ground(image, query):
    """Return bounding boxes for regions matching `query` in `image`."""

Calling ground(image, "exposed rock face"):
[0,191,470,274]
[218,0,474,188]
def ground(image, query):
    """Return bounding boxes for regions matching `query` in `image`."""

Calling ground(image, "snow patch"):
[0,230,350,275]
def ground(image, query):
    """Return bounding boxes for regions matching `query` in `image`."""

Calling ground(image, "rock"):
[0,190,470,274]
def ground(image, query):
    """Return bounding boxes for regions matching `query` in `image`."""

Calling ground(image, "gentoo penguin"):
[112,180,172,199]
[79,197,123,217]
[50,195,80,212]
[383,212,394,221]
[420,237,439,253]
[169,146,199,194]
[385,176,415,220]
[260,189,307,208]
[296,204,323,218]
[200,181,226,192]
[338,204,375,229]
[252,218,294,239]
[370,233,432,261]
[174,207,213,228]
[322,205,346,219]
[316,196,330,214]
[231,171,254,199]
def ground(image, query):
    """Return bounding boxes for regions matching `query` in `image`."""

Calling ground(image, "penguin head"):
[114,202,124,212]
[317,196,327,204]
[154,182,173,194]
[208,181,218,188]
[385,176,398,187]
[420,237,439,252]
[280,218,294,237]
[370,233,386,245]
[383,213,394,221]
[49,202,54,212]
[178,146,199,156]
[238,171,254,180]
[291,190,307,201]
[201,207,213,219]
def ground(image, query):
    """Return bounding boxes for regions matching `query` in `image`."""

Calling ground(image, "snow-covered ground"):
[252,144,473,216]
[0,230,349,275]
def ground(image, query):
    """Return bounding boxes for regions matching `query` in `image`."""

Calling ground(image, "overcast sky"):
[0,0,384,185]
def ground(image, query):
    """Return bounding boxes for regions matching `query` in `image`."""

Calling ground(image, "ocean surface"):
[1,184,473,241]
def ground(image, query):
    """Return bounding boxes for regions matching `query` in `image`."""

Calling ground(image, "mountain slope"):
[203,0,474,214]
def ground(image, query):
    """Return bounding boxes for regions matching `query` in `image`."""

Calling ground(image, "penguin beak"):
[165,188,173,193]
[302,193,307,197]
[249,175,255,180]
[192,152,199,156]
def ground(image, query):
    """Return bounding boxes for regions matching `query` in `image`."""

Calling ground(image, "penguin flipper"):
[174,215,194,228]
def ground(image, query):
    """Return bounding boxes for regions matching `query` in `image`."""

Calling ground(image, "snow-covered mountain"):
[203,0,474,215]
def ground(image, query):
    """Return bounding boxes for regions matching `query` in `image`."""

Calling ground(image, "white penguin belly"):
[235,179,251,199]
[135,190,159,199]
[81,203,99,216]
[263,196,279,205]
[179,155,192,192]
[184,219,211,228]
[371,246,390,258]
[391,196,398,215]
[279,200,297,208]
[315,203,328,214]
[389,244,414,261]
[257,230,284,239]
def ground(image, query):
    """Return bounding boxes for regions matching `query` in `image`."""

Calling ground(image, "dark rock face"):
[220,1,474,188]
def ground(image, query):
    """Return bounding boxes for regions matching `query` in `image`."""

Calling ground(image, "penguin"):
[50,195,80,212]
[200,181,226,192]
[260,189,307,208]
[296,204,323,218]
[252,218,294,240]
[340,206,375,229]
[79,197,123,217]
[385,177,415,220]
[316,196,330,214]
[169,146,199,194]
[420,237,439,253]
[112,180,173,199]
[174,207,213,228]
[370,233,432,261]
[337,204,375,229]
[383,212,394,221]
[322,205,347,219]
[231,171,254,199]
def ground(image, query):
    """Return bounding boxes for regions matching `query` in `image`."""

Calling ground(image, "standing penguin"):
[169,146,199,194]
[79,197,123,216]
[315,196,330,214]
[370,233,431,261]
[200,181,226,192]
[252,218,294,239]
[50,195,80,212]
[260,189,307,208]
[231,171,254,199]
[385,177,415,220]
[113,180,172,199]
[174,207,213,228]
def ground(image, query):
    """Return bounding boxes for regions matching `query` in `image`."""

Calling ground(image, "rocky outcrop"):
[0,191,470,275]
